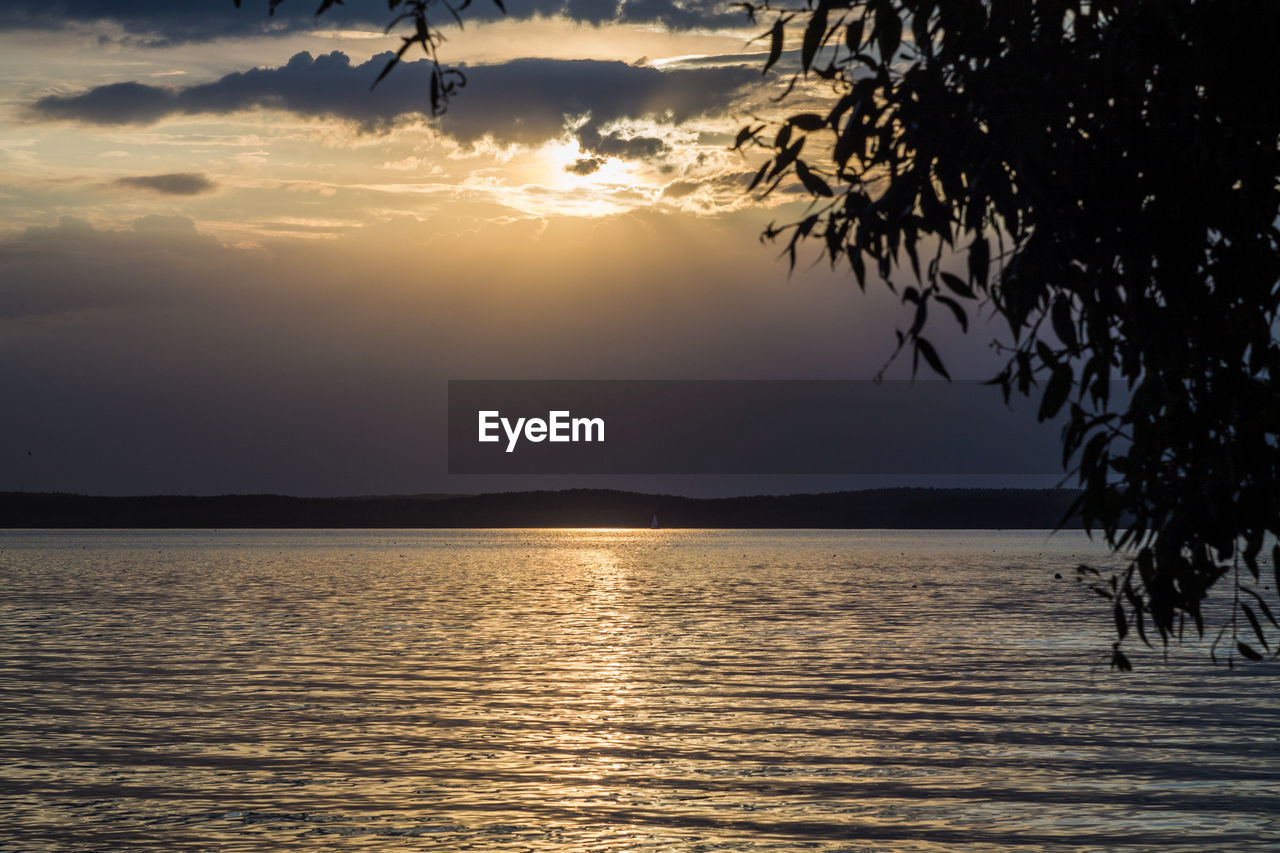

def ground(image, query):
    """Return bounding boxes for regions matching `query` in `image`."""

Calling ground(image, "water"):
[0,529,1276,851]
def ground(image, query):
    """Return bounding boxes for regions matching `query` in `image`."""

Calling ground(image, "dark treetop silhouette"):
[271,0,1280,669]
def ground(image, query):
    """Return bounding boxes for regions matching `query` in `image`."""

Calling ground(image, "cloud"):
[30,51,758,151]
[447,58,755,148]
[575,126,668,160]
[565,157,604,176]
[0,0,747,43]
[662,179,700,198]
[34,81,176,125]
[113,172,216,195]
[0,215,220,320]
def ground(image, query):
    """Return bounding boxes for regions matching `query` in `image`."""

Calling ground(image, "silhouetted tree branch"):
[241,0,504,114]
[739,0,1280,669]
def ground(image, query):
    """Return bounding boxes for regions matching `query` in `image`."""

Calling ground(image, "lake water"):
[0,529,1276,851]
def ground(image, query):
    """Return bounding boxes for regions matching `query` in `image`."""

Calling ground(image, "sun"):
[517,139,655,216]
[546,140,632,187]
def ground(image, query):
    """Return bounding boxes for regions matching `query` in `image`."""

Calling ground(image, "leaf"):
[833,110,864,170]
[1274,544,1280,597]
[764,19,785,75]
[850,250,866,289]
[1052,296,1077,349]
[373,35,416,91]
[802,5,829,72]
[1039,367,1072,421]
[1036,340,1058,369]
[732,123,764,151]
[939,272,974,298]
[768,138,805,180]
[1241,586,1279,627]
[1114,599,1128,640]
[967,236,989,287]
[845,17,864,52]
[795,160,833,197]
[775,122,792,150]
[915,337,950,380]
[1080,430,1109,479]
[936,294,968,331]
[877,8,902,62]
[1241,603,1270,650]
[1237,641,1263,662]
[789,113,827,131]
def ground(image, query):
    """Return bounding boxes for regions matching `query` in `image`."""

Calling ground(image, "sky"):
[0,0,1061,496]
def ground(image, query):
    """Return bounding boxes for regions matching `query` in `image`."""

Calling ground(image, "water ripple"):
[0,529,1276,851]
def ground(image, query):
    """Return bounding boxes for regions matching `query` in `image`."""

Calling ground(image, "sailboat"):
[651,512,659,529]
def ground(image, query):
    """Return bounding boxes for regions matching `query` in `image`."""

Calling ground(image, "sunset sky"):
[0,0,1052,495]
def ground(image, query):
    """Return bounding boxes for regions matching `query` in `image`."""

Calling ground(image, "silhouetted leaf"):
[845,17,864,52]
[769,139,804,180]
[939,272,973,299]
[732,123,765,151]
[802,5,829,72]
[914,337,949,380]
[1039,368,1072,421]
[1242,603,1270,650]
[1052,296,1077,349]
[1274,544,1280,597]
[1242,586,1279,628]
[795,160,833,197]
[876,8,902,61]
[764,18,786,75]
[790,113,827,131]
[967,236,988,287]
[936,294,967,331]
[775,122,792,151]
[1237,641,1263,662]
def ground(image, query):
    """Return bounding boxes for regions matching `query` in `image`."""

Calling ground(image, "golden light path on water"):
[0,529,1278,850]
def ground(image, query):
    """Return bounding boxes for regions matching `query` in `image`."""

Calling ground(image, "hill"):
[0,488,1082,529]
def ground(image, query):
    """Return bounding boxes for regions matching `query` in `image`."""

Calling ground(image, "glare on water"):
[0,529,1276,851]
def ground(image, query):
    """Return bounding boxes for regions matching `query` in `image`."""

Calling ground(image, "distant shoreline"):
[0,488,1082,530]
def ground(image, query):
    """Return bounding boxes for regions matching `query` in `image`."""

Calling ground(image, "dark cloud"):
[565,157,604,176]
[0,215,219,320]
[32,51,423,130]
[576,126,668,160]
[0,0,301,44]
[113,172,216,195]
[30,51,757,149]
[0,0,747,43]
[662,179,699,198]
[444,58,757,148]
[34,81,176,125]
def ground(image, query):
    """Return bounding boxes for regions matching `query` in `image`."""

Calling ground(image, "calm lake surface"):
[1,529,1276,851]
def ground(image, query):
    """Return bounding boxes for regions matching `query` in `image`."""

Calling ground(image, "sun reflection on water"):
[0,529,1276,850]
